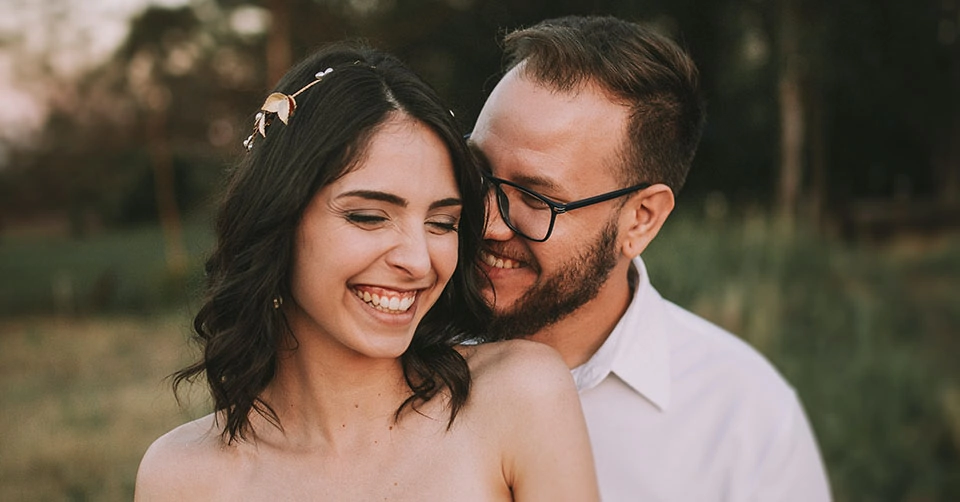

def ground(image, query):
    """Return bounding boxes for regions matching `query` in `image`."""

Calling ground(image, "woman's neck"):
[254,338,411,453]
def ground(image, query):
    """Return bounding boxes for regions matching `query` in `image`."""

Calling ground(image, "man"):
[469,15,831,501]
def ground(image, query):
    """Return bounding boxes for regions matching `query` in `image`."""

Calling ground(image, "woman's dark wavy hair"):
[173,43,491,444]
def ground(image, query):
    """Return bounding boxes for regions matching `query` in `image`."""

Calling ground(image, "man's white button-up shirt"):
[571,257,831,501]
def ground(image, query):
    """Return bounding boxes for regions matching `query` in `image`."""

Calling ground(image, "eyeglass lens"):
[494,183,552,241]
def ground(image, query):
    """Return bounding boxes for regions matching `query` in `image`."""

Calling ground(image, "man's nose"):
[484,189,515,241]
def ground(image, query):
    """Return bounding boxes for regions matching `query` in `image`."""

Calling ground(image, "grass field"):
[0,314,206,501]
[1,211,958,500]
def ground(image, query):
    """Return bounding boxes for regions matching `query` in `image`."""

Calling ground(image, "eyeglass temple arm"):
[554,183,652,213]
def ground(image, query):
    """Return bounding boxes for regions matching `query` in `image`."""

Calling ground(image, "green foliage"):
[0,217,213,316]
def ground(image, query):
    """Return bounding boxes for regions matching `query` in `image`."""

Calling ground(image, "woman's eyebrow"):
[337,190,461,210]
[430,198,462,210]
[337,190,407,207]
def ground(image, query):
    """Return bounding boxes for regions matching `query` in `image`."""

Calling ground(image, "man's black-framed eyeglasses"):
[483,174,650,242]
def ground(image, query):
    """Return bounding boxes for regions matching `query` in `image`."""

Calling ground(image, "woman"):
[135,44,598,501]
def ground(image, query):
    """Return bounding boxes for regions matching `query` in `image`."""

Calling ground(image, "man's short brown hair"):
[503,15,706,193]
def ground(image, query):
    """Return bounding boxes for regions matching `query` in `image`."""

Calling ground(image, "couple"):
[136,15,831,501]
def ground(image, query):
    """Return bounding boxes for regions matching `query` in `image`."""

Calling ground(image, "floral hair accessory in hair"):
[243,67,334,150]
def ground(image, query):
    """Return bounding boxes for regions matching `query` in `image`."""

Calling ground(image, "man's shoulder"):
[653,301,831,502]
[646,293,797,404]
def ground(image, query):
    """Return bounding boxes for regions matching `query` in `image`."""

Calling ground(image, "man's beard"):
[487,218,620,340]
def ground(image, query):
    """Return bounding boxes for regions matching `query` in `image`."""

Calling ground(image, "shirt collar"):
[570,256,672,411]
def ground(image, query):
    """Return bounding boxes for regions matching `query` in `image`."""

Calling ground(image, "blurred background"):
[0,0,958,500]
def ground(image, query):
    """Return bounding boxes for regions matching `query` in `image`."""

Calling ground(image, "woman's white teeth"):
[355,289,415,312]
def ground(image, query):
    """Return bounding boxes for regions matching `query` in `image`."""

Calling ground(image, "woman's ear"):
[618,184,675,259]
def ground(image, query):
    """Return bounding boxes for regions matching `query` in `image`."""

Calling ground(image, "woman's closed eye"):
[426,215,459,234]
[344,211,458,234]
[344,211,389,229]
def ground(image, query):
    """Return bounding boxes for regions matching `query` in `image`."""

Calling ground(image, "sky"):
[0,0,190,150]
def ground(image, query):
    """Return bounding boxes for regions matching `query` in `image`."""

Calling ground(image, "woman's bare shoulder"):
[458,339,575,403]
[135,414,229,501]
[456,341,599,500]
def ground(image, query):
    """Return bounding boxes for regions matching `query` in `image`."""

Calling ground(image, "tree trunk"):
[938,41,960,204]
[776,0,805,230]
[941,124,960,204]
[807,62,827,228]
[267,0,293,88]
[146,110,187,276]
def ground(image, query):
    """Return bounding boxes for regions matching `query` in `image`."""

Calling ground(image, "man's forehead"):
[479,70,628,140]
[471,66,629,191]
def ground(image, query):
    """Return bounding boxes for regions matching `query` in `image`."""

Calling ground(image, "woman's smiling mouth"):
[353,286,418,313]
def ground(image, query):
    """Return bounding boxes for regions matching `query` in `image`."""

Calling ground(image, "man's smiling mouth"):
[480,250,521,269]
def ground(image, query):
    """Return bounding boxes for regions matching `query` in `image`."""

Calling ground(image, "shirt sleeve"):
[753,391,832,502]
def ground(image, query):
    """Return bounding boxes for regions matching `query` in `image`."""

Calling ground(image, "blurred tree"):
[775,0,805,228]
[0,3,264,235]
[936,1,960,204]
[266,0,293,85]
[810,0,960,238]
[122,7,206,275]
[3,0,957,240]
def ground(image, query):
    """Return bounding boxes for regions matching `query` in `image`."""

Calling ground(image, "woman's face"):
[287,116,461,361]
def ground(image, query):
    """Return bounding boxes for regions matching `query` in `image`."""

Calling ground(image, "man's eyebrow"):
[467,141,564,195]
[512,172,563,194]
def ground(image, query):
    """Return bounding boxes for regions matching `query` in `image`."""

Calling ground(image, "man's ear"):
[618,184,675,259]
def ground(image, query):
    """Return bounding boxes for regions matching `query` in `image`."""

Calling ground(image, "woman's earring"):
[273,296,283,309]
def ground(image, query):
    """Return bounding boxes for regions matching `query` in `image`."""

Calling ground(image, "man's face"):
[470,67,632,339]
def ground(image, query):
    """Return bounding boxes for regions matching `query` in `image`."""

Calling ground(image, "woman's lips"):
[352,286,418,313]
